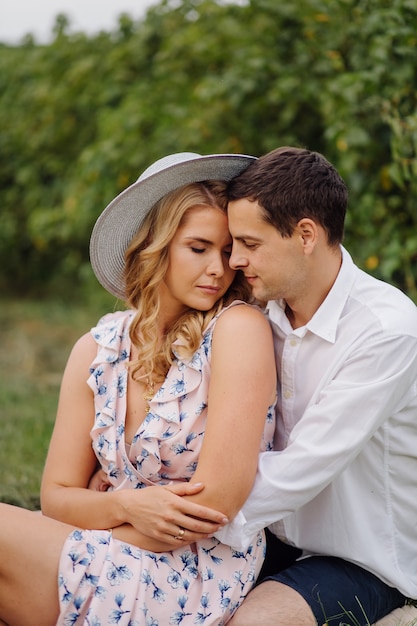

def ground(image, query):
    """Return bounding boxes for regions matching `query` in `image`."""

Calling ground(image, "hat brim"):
[89,153,256,299]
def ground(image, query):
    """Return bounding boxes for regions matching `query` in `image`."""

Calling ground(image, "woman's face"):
[160,205,236,318]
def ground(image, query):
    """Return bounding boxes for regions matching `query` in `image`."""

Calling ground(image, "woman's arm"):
[40,332,127,528]
[109,304,276,549]
[41,332,228,546]
[183,304,276,518]
[41,305,275,548]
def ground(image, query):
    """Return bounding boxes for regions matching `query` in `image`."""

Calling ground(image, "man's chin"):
[249,284,263,299]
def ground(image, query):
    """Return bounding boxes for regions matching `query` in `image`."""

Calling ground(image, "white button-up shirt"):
[217,247,417,598]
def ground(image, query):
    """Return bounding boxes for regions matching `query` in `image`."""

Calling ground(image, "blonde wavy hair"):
[123,180,252,383]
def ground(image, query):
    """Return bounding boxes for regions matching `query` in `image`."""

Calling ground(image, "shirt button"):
[284,390,292,399]
[290,339,298,347]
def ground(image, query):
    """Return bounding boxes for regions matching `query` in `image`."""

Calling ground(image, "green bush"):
[0,0,416,299]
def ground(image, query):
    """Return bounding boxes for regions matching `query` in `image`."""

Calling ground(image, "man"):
[219,147,417,625]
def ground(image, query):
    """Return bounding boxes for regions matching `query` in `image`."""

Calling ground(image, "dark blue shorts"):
[259,530,406,625]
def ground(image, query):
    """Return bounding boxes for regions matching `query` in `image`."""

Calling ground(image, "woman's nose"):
[207,253,224,276]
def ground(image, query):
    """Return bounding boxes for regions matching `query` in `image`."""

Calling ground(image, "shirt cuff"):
[214,509,265,550]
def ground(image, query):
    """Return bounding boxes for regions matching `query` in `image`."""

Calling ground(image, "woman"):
[0,152,276,626]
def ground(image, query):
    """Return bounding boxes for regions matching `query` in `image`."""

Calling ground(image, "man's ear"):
[297,218,318,253]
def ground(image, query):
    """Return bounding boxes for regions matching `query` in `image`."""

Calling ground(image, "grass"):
[0,293,116,508]
[320,596,417,625]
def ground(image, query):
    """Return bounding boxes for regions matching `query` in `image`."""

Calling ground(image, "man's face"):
[228,198,304,303]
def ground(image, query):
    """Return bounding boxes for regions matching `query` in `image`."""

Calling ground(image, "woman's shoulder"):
[213,300,270,332]
[91,309,134,337]
[208,302,274,363]
[90,309,135,360]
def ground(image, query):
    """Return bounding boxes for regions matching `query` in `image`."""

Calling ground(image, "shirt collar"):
[266,246,356,343]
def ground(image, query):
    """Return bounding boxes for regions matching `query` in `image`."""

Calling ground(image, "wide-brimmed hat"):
[89,151,256,299]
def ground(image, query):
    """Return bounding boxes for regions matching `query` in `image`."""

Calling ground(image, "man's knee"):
[230,581,316,626]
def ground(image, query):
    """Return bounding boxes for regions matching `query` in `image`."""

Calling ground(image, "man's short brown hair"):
[227,146,348,246]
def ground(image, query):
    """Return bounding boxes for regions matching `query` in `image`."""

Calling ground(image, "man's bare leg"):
[229,580,317,626]
[0,503,74,626]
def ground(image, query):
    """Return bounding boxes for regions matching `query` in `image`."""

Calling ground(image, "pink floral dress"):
[56,303,276,626]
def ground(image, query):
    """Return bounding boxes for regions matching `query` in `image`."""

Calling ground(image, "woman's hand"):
[119,482,229,547]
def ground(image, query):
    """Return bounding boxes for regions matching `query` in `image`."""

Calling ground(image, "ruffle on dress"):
[87,310,216,489]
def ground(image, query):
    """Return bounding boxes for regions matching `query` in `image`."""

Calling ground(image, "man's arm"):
[219,331,417,549]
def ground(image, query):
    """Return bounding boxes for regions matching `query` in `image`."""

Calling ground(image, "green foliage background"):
[1,0,417,300]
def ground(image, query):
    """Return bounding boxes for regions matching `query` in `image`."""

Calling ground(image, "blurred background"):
[1,0,416,507]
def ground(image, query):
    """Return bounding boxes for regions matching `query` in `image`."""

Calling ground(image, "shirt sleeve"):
[217,330,417,550]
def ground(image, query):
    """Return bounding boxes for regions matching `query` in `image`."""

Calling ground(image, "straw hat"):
[89,151,256,299]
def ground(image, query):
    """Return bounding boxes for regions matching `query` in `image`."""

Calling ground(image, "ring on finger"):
[174,527,185,540]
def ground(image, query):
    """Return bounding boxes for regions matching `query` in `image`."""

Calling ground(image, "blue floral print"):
[57,304,276,625]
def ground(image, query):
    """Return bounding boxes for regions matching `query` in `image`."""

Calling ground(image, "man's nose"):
[229,246,247,270]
